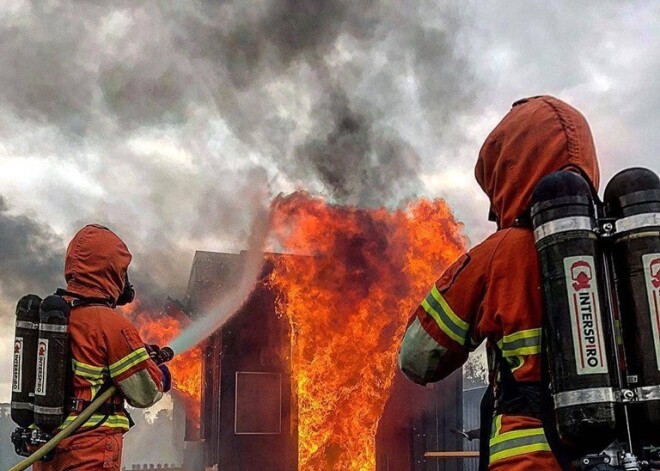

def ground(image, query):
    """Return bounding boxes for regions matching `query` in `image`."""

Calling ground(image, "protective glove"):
[159,364,172,393]
[146,344,174,364]
[146,344,161,358]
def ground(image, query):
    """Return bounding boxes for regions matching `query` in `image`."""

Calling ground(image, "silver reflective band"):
[39,324,68,333]
[553,387,616,409]
[11,401,33,410]
[33,405,64,415]
[16,321,39,330]
[615,213,660,233]
[534,217,594,243]
[636,385,660,402]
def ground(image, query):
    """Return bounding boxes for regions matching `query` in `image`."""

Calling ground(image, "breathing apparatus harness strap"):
[478,342,556,470]
[65,397,126,415]
[476,215,539,471]
[54,288,114,308]
[478,384,494,471]
[478,343,570,470]
[64,382,134,433]
[493,343,542,418]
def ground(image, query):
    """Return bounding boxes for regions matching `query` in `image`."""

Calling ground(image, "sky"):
[0,0,659,400]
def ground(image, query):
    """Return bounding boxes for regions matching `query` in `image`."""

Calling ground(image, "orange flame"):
[268,192,466,470]
[120,303,202,429]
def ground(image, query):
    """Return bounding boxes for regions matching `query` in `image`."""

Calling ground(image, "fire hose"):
[7,346,174,471]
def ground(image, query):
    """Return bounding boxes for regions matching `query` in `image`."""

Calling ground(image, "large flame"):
[120,303,202,429]
[268,192,466,470]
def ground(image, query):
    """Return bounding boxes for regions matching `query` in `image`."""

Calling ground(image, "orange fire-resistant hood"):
[65,224,132,302]
[475,96,600,229]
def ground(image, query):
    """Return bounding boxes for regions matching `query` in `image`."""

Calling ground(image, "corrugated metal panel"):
[376,370,464,471]
[462,386,487,471]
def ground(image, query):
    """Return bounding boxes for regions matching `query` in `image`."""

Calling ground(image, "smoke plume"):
[0,0,476,310]
[0,0,478,404]
[169,178,272,354]
[0,196,63,305]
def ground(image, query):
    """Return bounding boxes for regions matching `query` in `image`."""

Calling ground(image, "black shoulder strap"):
[494,344,543,418]
[491,336,576,469]
[513,211,533,228]
[539,332,575,470]
[54,289,113,307]
[478,385,494,471]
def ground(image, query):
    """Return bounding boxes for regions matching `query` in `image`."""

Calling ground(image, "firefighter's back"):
[473,227,562,470]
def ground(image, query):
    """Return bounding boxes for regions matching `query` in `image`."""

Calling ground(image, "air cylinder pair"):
[531,167,660,455]
[11,295,71,432]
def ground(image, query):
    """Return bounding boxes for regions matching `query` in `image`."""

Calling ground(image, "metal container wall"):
[376,370,464,471]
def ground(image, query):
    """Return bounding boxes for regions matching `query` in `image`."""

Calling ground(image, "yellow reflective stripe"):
[489,414,550,464]
[61,414,129,430]
[72,360,108,398]
[491,428,544,445]
[509,346,540,356]
[90,383,103,398]
[71,359,106,374]
[430,286,469,330]
[501,328,541,344]
[72,359,108,384]
[491,414,503,438]
[490,442,551,463]
[109,347,150,378]
[421,286,469,345]
[497,328,542,357]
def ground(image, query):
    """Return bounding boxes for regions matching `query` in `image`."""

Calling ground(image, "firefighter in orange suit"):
[34,224,170,471]
[399,96,600,470]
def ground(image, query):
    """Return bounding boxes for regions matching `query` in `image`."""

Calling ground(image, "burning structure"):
[170,194,468,470]
[183,249,463,471]
[132,194,468,470]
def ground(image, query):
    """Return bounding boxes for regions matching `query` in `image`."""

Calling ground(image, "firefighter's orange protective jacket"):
[399,96,600,470]
[35,224,164,471]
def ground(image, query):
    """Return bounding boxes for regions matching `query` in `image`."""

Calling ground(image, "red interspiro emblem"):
[571,260,593,291]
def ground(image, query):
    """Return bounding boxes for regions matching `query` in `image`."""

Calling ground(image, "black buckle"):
[55,288,112,307]
[66,397,86,413]
[575,453,616,471]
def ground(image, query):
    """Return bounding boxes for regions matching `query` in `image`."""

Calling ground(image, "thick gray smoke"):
[0,0,476,306]
[293,86,422,207]
[171,177,271,354]
[0,196,63,303]
[175,0,473,207]
[0,1,479,415]
[183,0,376,87]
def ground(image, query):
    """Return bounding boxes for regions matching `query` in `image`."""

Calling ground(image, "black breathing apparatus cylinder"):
[604,168,660,443]
[33,295,71,432]
[10,283,132,435]
[531,171,617,454]
[11,295,42,427]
